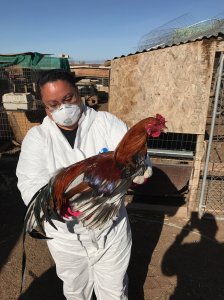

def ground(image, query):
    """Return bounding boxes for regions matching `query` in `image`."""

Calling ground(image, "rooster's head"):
[145,114,167,138]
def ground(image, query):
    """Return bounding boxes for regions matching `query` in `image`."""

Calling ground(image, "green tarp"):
[0,52,70,70]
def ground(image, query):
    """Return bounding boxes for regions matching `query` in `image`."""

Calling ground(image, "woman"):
[16,69,132,300]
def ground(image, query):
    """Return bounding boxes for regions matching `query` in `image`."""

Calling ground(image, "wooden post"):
[187,134,206,216]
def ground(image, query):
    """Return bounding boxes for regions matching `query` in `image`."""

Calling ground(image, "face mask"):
[51,104,82,127]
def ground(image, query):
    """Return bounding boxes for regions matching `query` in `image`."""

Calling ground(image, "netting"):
[138,17,224,51]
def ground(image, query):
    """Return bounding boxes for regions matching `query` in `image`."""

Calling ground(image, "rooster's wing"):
[60,151,132,228]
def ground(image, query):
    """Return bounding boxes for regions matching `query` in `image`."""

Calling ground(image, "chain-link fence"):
[197,52,224,218]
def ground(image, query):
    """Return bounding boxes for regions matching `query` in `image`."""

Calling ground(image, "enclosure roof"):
[0,52,51,56]
[0,52,70,70]
[113,32,224,60]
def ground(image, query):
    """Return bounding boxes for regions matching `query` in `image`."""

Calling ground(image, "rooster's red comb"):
[155,114,166,125]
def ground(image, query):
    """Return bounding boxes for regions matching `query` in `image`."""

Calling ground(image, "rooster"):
[25,114,167,237]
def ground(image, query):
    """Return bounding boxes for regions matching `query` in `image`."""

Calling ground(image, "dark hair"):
[37,69,76,98]
[38,69,76,87]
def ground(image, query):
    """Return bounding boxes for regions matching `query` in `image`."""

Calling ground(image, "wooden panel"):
[187,135,205,213]
[109,40,217,134]
[70,67,110,78]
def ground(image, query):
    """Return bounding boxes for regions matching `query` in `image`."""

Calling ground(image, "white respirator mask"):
[51,103,82,127]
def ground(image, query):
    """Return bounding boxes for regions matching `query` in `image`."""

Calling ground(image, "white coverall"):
[16,107,132,300]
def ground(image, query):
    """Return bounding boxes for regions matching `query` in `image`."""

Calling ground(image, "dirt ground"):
[1,155,224,300]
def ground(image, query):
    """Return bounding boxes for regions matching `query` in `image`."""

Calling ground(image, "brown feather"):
[114,118,153,165]
[53,156,97,209]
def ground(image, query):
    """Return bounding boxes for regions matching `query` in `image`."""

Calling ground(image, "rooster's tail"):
[24,179,63,239]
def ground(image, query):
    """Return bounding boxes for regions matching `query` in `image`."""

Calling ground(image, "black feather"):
[28,228,53,240]
[24,182,60,239]
[75,178,132,229]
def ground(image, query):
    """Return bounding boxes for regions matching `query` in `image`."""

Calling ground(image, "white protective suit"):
[16,107,132,300]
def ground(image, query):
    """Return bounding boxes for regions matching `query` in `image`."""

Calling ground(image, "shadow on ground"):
[19,267,64,300]
[127,167,181,300]
[161,212,224,299]
[0,156,26,270]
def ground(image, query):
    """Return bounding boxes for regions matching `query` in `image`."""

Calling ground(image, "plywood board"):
[109,40,217,134]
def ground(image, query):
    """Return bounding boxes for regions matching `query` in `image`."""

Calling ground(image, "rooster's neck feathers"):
[114,117,152,166]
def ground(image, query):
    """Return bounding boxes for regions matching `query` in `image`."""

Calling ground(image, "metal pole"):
[199,52,224,218]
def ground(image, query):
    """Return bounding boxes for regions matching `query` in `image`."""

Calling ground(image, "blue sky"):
[1,0,224,62]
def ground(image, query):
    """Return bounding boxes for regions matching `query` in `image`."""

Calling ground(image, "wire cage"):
[0,107,14,141]
[136,18,224,212]
[149,52,224,217]
[148,132,197,159]
[0,66,45,148]
[0,53,70,151]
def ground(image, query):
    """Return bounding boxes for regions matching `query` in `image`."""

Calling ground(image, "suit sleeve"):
[16,127,51,206]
